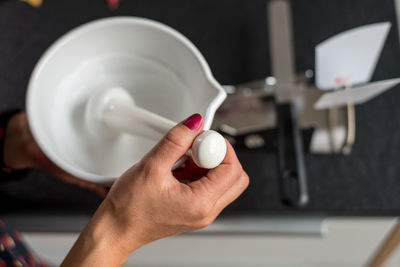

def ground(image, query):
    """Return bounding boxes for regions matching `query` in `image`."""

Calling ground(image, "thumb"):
[144,113,204,169]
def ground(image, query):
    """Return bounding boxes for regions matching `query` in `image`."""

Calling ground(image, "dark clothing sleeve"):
[0,221,52,267]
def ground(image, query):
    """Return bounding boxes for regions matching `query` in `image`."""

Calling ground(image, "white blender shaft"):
[103,89,175,142]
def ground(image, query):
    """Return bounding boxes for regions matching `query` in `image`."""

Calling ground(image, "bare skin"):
[61,115,249,266]
[2,111,248,265]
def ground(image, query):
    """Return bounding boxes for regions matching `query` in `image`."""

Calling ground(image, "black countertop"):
[1,0,400,217]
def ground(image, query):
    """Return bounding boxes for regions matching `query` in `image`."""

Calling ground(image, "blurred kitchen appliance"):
[213,0,400,208]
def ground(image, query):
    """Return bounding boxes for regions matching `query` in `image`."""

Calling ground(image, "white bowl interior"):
[27,17,225,183]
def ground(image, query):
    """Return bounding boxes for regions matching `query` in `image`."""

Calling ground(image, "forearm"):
[61,201,140,267]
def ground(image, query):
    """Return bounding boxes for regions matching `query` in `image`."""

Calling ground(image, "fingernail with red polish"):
[183,113,202,131]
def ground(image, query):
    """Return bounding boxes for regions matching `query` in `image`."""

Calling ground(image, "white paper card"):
[314,78,400,110]
[315,22,391,90]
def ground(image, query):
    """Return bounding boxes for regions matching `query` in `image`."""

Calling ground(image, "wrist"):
[90,200,145,258]
[62,200,143,266]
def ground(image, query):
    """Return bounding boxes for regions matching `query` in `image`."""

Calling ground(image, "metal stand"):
[212,0,355,207]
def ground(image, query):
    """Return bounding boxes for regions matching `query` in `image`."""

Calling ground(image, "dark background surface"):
[1,0,400,217]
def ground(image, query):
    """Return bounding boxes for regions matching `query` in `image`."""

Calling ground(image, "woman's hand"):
[62,114,249,266]
[3,111,109,197]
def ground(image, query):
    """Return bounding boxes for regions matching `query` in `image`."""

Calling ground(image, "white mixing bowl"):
[26,17,226,183]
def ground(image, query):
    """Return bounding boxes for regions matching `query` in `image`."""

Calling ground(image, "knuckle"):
[226,164,241,179]
[234,164,245,178]
[196,217,214,229]
[220,164,234,178]
[164,130,186,151]
[196,204,211,220]
[242,172,250,188]
[186,200,212,222]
